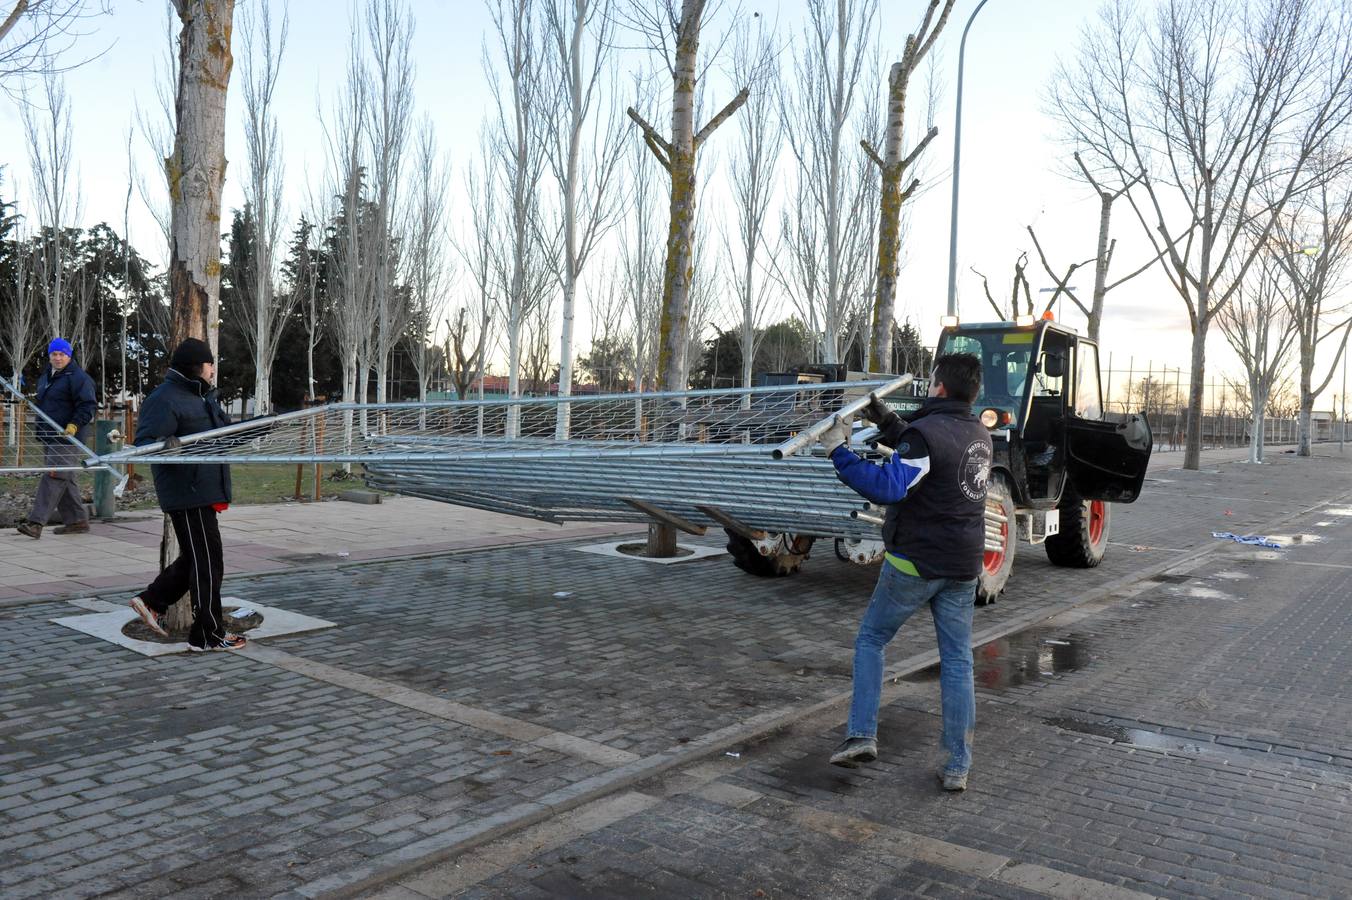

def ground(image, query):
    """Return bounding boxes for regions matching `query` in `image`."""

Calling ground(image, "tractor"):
[725,316,1154,605]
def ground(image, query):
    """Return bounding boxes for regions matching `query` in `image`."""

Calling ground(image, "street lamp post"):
[945,0,995,318]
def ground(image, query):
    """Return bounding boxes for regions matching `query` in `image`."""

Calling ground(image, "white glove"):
[819,415,853,452]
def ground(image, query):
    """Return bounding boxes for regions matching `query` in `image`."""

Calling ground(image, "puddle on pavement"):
[1183,585,1235,601]
[1045,717,1209,754]
[1211,570,1252,580]
[903,629,1091,691]
[1324,508,1352,516]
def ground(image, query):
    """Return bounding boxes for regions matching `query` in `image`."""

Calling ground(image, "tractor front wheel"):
[1045,489,1110,568]
[976,476,1015,606]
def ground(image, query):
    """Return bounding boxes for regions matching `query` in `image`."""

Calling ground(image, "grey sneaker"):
[830,737,878,768]
[937,767,968,792]
[129,596,168,637]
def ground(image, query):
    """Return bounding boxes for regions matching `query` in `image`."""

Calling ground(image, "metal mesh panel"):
[97,377,912,465]
[90,375,915,541]
[0,375,104,474]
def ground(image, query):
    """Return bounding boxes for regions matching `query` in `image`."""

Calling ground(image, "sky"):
[1,0,1348,410]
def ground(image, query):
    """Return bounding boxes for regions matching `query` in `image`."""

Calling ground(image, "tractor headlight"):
[980,408,999,428]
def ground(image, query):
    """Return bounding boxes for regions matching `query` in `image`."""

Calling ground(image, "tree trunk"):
[1183,317,1207,471]
[162,0,236,635]
[1088,193,1112,345]
[1297,357,1314,457]
[655,8,702,394]
[869,62,907,372]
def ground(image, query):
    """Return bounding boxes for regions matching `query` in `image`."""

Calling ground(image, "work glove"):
[64,423,78,436]
[161,435,182,451]
[819,415,853,453]
[861,395,901,429]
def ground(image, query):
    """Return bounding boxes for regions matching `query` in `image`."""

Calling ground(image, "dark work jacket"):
[35,360,97,445]
[834,398,992,579]
[134,368,233,512]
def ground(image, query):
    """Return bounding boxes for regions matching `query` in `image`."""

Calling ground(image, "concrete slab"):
[49,597,336,657]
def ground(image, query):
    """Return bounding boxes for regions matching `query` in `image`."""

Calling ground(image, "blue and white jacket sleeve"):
[829,431,931,505]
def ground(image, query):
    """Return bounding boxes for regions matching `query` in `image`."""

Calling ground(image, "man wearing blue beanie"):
[17,338,98,539]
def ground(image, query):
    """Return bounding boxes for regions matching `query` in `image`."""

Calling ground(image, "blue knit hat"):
[48,338,73,356]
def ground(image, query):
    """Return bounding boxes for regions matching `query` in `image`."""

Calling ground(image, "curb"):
[308,479,1352,898]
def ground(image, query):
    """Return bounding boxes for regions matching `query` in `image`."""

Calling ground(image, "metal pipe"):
[771,376,913,459]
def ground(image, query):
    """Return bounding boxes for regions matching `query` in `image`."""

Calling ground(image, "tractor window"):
[935,330,1032,426]
[1075,343,1104,420]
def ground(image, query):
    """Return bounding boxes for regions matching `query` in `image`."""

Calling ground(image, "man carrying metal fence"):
[16,338,97,539]
[126,339,246,653]
[819,353,992,792]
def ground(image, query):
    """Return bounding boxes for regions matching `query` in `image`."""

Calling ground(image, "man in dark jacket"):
[821,353,992,791]
[126,338,245,652]
[17,338,98,539]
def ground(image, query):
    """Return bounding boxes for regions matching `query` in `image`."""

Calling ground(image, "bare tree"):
[1219,256,1298,463]
[0,0,107,89]
[682,210,717,387]
[971,251,1033,320]
[721,16,780,397]
[775,0,878,365]
[582,264,630,390]
[21,71,78,344]
[864,0,949,370]
[166,0,234,359]
[1269,175,1352,456]
[161,0,235,633]
[625,0,749,390]
[363,0,415,405]
[407,118,451,406]
[1052,0,1352,469]
[620,100,660,392]
[321,37,376,411]
[133,3,177,271]
[1,221,39,401]
[542,0,627,436]
[486,0,555,435]
[450,136,498,403]
[1025,155,1152,343]
[522,292,557,394]
[236,0,290,415]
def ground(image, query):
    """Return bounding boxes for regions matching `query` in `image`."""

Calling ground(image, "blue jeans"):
[847,562,977,774]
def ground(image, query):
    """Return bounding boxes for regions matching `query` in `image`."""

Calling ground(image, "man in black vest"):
[820,353,992,791]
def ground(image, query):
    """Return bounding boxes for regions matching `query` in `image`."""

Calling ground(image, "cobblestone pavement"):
[387,452,1352,899]
[0,496,642,602]
[1,449,1348,897]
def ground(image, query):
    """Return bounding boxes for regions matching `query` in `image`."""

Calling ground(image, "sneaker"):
[16,521,41,539]
[937,767,968,792]
[53,521,90,535]
[189,634,247,652]
[129,596,168,638]
[829,737,878,768]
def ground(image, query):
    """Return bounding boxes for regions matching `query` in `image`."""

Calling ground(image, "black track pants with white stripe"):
[140,506,226,649]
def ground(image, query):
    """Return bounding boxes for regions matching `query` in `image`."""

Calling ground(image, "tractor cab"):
[934,318,1152,510]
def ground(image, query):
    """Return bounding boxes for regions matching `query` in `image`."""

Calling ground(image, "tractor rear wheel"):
[725,530,815,577]
[1045,488,1110,568]
[976,476,1015,606]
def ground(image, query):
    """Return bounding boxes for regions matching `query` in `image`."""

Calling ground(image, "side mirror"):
[1043,353,1066,379]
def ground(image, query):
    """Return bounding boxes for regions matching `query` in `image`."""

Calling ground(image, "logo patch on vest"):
[959,440,991,502]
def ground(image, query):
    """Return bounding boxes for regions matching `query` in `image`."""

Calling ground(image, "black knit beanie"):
[170,338,215,370]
